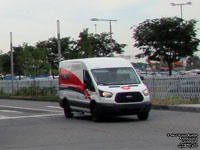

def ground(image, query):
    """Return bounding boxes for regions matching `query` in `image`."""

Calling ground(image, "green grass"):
[152,99,200,105]
[0,87,59,101]
[0,89,13,97]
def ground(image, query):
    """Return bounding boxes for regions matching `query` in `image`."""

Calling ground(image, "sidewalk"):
[152,104,200,113]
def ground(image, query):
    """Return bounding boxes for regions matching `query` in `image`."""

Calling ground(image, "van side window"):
[83,70,95,91]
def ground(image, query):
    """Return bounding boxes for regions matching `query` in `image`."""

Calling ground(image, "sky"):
[0,0,199,62]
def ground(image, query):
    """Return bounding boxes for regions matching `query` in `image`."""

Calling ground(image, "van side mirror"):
[84,80,95,91]
[140,76,144,81]
[84,82,89,89]
[83,70,95,91]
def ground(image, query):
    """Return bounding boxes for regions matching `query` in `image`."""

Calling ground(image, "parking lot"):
[0,99,199,150]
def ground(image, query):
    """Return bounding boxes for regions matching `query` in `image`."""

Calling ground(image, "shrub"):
[15,86,57,96]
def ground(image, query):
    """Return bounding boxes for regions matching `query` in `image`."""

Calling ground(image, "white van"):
[59,57,151,122]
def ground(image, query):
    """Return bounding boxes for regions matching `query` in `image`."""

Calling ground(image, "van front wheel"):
[137,112,149,120]
[64,103,73,118]
[91,106,101,122]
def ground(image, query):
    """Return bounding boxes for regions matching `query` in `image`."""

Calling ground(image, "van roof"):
[60,57,133,69]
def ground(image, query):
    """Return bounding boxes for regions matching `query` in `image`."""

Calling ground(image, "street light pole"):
[94,24,97,34]
[180,5,183,19]
[170,2,191,71]
[90,18,117,57]
[170,2,192,19]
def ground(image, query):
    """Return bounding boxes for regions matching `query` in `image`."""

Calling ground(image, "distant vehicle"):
[58,57,151,122]
[15,76,28,80]
[48,75,59,80]
[4,74,12,80]
[0,74,4,80]
[189,69,200,75]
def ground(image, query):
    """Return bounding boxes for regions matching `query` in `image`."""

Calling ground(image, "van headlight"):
[143,89,150,96]
[99,90,113,98]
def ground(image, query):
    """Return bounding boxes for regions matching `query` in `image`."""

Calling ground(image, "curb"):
[152,104,200,113]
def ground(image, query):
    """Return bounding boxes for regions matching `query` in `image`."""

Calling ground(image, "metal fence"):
[1,76,200,100]
[144,76,200,100]
[0,80,58,94]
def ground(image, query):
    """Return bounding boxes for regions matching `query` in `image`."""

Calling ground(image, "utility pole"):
[57,20,61,64]
[10,32,14,94]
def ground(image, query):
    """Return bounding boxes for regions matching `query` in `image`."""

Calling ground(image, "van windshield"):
[91,67,141,85]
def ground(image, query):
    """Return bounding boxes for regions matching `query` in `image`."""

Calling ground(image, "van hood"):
[97,84,147,93]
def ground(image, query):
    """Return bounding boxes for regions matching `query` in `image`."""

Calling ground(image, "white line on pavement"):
[0,115,7,119]
[0,113,63,120]
[0,110,22,113]
[46,106,62,109]
[0,105,62,113]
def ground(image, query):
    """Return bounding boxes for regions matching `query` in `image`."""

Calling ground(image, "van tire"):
[64,103,73,118]
[91,105,101,122]
[137,112,149,120]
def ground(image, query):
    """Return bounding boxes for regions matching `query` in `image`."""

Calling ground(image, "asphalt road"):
[0,99,199,150]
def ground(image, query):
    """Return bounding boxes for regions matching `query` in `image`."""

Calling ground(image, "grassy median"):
[0,87,59,101]
[152,99,200,105]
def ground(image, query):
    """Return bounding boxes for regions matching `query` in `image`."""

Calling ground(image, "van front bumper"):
[95,101,152,116]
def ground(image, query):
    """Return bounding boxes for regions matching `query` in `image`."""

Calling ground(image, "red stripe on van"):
[59,68,90,98]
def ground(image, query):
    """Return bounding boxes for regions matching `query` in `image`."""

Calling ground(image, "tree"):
[0,54,10,74]
[13,44,26,77]
[76,28,126,57]
[186,56,200,70]
[133,17,200,75]
[91,32,126,57]
[76,29,94,58]
[36,38,60,72]
[36,29,126,67]
[14,44,50,77]
[36,37,75,72]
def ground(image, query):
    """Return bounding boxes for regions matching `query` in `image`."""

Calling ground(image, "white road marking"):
[0,105,64,120]
[0,105,62,113]
[46,106,62,109]
[0,110,22,113]
[0,113,63,120]
[0,115,7,119]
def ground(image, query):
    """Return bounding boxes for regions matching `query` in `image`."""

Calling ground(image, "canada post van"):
[59,57,151,122]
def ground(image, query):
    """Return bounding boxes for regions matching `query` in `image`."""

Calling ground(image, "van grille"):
[115,92,144,103]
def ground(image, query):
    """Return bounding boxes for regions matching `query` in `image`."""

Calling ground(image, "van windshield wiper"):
[97,82,140,86]
[97,82,107,86]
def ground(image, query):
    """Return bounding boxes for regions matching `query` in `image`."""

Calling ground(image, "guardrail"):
[1,76,200,100]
